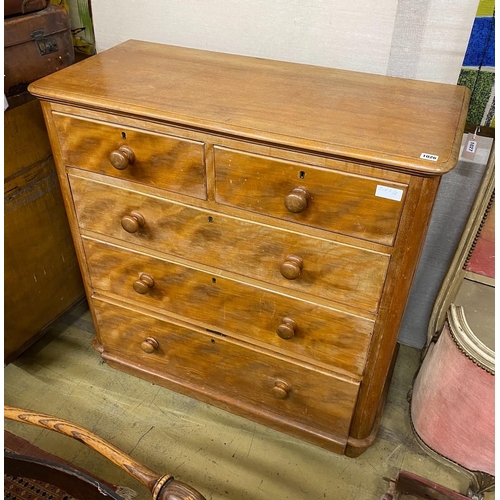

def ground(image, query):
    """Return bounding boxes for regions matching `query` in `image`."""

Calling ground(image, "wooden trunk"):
[29,40,470,455]
[4,97,85,363]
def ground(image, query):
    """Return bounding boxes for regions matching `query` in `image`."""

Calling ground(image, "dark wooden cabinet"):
[4,98,84,363]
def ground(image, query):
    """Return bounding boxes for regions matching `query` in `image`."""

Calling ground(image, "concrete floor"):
[4,302,494,500]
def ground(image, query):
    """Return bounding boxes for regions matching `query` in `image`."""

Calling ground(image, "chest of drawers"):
[29,40,469,456]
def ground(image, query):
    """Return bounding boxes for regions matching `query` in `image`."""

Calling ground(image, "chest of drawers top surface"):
[29,39,469,174]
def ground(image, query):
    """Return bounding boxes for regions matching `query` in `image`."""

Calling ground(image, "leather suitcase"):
[4,0,48,18]
[4,4,75,96]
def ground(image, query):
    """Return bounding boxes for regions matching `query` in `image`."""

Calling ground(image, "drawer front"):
[71,174,390,312]
[52,113,206,199]
[215,147,407,245]
[83,238,374,375]
[93,299,360,440]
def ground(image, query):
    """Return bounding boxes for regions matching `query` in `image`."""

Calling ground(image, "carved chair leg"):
[4,406,206,500]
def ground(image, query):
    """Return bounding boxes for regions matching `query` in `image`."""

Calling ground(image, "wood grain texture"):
[69,173,390,313]
[4,406,207,500]
[49,102,413,185]
[28,40,469,174]
[346,175,441,455]
[4,98,52,178]
[38,101,107,352]
[92,299,359,443]
[215,147,407,245]
[29,41,467,457]
[4,99,84,362]
[83,237,373,375]
[52,112,207,199]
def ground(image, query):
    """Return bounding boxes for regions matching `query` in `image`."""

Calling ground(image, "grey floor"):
[4,302,494,500]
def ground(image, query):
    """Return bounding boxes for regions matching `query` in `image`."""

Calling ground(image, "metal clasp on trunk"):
[31,29,59,55]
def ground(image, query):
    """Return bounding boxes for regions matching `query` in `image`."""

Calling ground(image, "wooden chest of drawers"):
[29,40,469,456]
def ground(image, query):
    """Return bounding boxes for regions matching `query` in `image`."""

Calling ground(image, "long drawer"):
[52,112,207,199]
[215,147,408,246]
[83,237,374,375]
[93,298,360,444]
[70,173,390,313]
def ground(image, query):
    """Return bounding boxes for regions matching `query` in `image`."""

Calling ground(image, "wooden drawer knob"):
[284,187,310,213]
[280,255,303,280]
[121,211,145,233]
[109,145,135,170]
[133,273,155,294]
[141,337,159,354]
[272,380,291,400]
[276,317,297,340]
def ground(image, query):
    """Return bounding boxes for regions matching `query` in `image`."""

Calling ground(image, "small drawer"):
[93,298,360,442]
[52,112,206,199]
[83,238,374,375]
[215,147,407,245]
[70,174,390,313]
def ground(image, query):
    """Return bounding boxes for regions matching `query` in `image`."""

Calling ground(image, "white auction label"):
[375,185,404,202]
[420,153,439,161]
